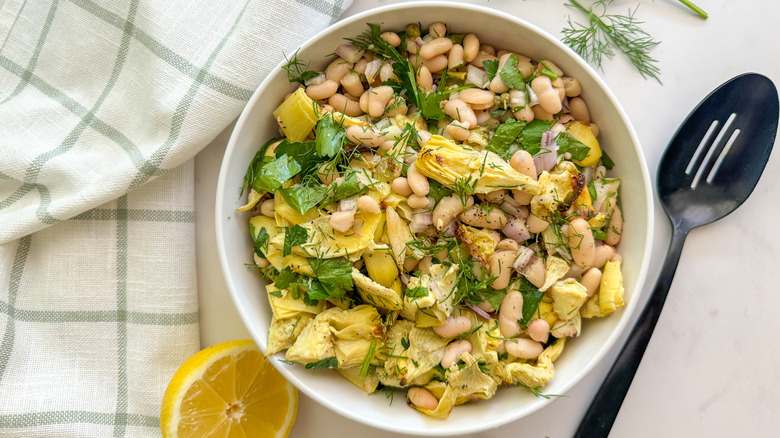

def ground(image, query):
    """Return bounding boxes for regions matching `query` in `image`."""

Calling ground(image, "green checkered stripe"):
[0,0,352,435]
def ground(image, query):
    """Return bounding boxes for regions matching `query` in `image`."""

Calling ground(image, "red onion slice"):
[513,247,534,271]
[468,304,492,320]
[533,131,558,173]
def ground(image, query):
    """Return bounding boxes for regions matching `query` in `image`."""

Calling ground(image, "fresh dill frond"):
[281,49,320,85]
[562,0,661,82]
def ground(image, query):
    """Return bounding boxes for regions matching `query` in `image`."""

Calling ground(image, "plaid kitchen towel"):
[0,0,352,436]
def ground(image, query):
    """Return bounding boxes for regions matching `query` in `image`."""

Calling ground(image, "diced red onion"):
[442,220,457,238]
[562,96,570,114]
[409,213,433,233]
[305,73,327,86]
[513,247,534,271]
[468,305,492,320]
[502,218,530,243]
[364,59,382,82]
[466,65,489,89]
[335,44,364,63]
[533,131,558,173]
[527,87,540,106]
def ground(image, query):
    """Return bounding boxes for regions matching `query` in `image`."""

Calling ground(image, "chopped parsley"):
[282,225,308,257]
[304,356,339,370]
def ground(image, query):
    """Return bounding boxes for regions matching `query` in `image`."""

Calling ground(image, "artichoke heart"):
[415,135,540,195]
[273,88,318,142]
[502,338,566,388]
[352,268,403,311]
[270,211,381,260]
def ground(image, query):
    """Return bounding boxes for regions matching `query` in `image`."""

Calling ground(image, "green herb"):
[481,287,508,312]
[315,116,346,158]
[281,49,320,85]
[601,150,615,169]
[405,286,429,298]
[251,225,269,256]
[251,155,301,193]
[241,138,279,196]
[593,229,608,240]
[562,0,662,82]
[519,119,554,156]
[483,59,499,82]
[499,54,527,90]
[327,171,365,204]
[428,180,454,203]
[273,140,321,177]
[307,280,331,300]
[283,225,308,257]
[587,179,597,201]
[279,185,328,215]
[305,356,338,370]
[517,382,568,399]
[486,118,526,160]
[491,108,507,117]
[268,289,283,298]
[420,92,446,120]
[308,257,354,299]
[518,278,544,327]
[555,132,591,162]
[274,267,296,289]
[359,341,377,378]
[451,175,479,210]
[400,337,410,350]
[347,23,405,63]
[538,60,559,80]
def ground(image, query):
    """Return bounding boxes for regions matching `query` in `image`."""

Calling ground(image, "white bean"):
[523,256,545,288]
[330,210,355,233]
[531,76,562,115]
[357,195,380,214]
[443,98,478,128]
[527,319,550,343]
[445,120,471,141]
[504,337,544,360]
[580,267,602,297]
[416,65,433,90]
[334,44,363,63]
[433,315,472,338]
[459,88,495,106]
[408,387,438,411]
[448,44,464,70]
[459,205,507,229]
[441,339,473,369]
[499,290,523,338]
[407,162,430,196]
[490,250,517,289]
[509,150,538,179]
[329,93,363,117]
[526,214,549,234]
[432,195,469,230]
[367,86,394,118]
[306,79,339,100]
[568,97,591,123]
[340,71,364,98]
[381,31,401,47]
[605,205,623,245]
[562,77,582,97]
[568,218,595,267]
[260,199,275,217]
[407,194,430,210]
[592,245,615,269]
[391,177,413,197]
[462,33,479,62]
[346,125,386,148]
[419,37,453,59]
[325,58,353,82]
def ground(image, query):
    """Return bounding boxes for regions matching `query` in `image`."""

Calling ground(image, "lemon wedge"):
[160,339,297,438]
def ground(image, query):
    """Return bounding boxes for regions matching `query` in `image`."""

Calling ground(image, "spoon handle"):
[574,225,689,437]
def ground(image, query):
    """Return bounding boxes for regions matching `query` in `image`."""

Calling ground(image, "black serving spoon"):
[575,73,779,437]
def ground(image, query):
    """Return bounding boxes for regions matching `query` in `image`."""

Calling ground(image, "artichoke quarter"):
[415,135,541,195]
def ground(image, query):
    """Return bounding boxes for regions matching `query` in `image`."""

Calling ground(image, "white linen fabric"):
[0,0,352,436]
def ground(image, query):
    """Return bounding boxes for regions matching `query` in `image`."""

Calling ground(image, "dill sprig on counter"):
[562,0,707,82]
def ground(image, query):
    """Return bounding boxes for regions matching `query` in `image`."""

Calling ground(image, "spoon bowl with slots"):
[576,72,779,437]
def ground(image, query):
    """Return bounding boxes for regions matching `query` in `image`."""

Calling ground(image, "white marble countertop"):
[194,1,780,436]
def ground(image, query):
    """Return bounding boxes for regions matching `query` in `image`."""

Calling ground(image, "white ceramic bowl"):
[216,2,653,435]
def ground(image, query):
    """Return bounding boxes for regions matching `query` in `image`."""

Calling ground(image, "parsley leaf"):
[499,54,527,91]
[428,180,454,203]
[274,267,297,289]
[307,280,331,300]
[273,140,320,178]
[304,356,338,370]
[251,155,301,193]
[483,59,499,82]
[518,278,544,327]
[555,132,591,161]
[519,119,554,156]
[405,286,429,298]
[241,138,280,196]
[279,185,328,215]
[601,150,615,169]
[486,118,526,160]
[250,225,269,256]
[309,257,354,299]
[389,60,424,109]
[283,225,308,257]
[328,171,365,204]
[420,92,446,120]
[315,116,346,158]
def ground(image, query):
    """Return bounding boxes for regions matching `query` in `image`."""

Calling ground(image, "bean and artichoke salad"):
[241,22,626,418]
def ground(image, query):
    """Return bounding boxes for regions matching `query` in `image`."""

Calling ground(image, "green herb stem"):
[678,0,708,19]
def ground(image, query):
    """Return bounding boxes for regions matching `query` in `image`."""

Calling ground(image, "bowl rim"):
[215,1,654,435]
